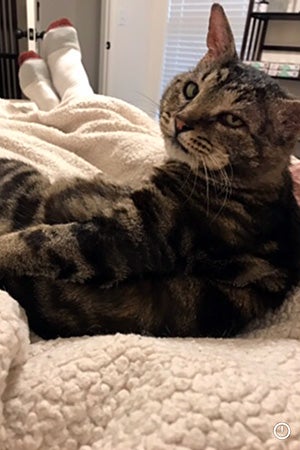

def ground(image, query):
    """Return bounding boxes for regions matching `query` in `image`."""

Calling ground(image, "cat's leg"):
[42,19,94,102]
[4,275,202,339]
[0,194,175,284]
[18,51,60,111]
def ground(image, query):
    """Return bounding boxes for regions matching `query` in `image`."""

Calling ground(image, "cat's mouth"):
[173,137,190,155]
[174,134,210,158]
[173,119,194,155]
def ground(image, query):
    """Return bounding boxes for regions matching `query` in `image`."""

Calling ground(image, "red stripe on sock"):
[46,18,74,32]
[18,51,41,66]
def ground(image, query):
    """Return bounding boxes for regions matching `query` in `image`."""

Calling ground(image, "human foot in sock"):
[42,18,94,102]
[18,51,60,111]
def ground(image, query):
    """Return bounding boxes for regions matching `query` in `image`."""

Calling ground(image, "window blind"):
[161,0,249,91]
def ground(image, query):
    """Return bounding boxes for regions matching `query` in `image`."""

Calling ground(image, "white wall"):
[99,0,168,117]
[262,21,300,64]
[16,0,27,53]
[279,79,300,98]
[37,0,100,91]
[261,21,300,98]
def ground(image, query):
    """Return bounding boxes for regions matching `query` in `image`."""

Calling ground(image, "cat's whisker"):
[189,164,199,203]
[205,164,217,198]
[222,165,233,200]
[182,162,199,205]
[179,164,193,195]
[204,154,232,222]
[220,168,229,195]
[135,91,160,116]
[227,161,234,193]
[206,153,223,193]
[212,180,230,221]
[209,153,232,199]
[201,155,210,216]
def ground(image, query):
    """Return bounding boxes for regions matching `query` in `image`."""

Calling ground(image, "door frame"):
[98,0,110,94]
[25,0,37,51]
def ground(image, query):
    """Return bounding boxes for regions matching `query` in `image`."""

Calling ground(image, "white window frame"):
[161,0,249,91]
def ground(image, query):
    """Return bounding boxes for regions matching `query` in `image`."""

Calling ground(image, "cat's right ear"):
[200,3,238,67]
[275,99,300,139]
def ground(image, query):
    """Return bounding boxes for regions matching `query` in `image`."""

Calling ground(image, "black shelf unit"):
[241,2,300,152]
[251,12,300,20]
[241,1,300,81]
[272,75,300,80]
[263,45,300,52]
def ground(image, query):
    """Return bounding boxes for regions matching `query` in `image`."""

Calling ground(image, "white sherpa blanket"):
[0,96,299,450]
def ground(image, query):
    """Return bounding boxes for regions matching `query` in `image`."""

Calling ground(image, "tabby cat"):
[0,4,300,339]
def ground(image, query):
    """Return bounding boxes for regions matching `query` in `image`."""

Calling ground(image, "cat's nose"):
[175,117,186,131]
[175,116,193,135]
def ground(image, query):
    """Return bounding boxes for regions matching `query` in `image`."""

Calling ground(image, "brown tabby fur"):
[0,4,300,339]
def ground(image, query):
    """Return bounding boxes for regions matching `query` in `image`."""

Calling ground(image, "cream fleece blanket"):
[0,96,299,450]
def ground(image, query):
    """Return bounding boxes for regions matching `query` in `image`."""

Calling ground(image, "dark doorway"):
[0,0,21,98]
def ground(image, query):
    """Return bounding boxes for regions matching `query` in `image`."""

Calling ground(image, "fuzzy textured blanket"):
[0,96,299,450]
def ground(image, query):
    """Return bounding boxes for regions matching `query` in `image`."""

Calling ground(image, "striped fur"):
[0,152,299,338]
[0,5,300,339]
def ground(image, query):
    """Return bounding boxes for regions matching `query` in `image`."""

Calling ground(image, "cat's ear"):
[201,3,238,66]
[275,99,300,139]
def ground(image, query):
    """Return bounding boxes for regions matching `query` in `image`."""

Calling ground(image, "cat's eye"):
[183,82,199,100]
[219,113,244,128]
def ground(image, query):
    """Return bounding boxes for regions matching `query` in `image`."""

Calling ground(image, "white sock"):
[18,51,60,111]
[42,19,94,102]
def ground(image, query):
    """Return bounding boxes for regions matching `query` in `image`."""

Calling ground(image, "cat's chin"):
[164,138,199,170]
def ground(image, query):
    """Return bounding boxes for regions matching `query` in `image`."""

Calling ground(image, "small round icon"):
[273,422,291,440]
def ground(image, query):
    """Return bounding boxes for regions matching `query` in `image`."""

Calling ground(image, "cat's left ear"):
[201,3,238,66]
[275,99,300,139]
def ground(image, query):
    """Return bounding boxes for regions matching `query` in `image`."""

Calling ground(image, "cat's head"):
[160,3,300,188]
